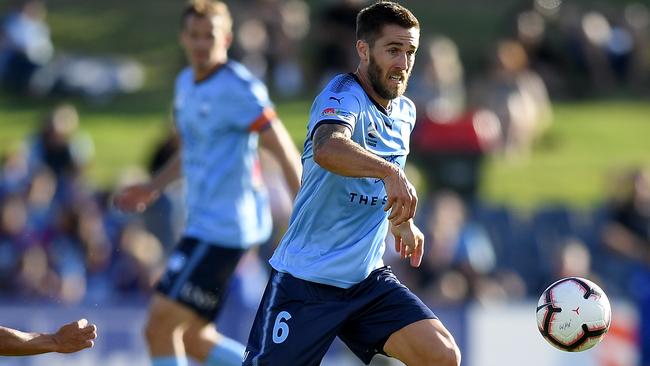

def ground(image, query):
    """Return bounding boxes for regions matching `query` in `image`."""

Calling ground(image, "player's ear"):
[356,39,369,63]
[224,31,233,49]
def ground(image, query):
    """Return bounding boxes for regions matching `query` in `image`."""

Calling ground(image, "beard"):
[367,55,410,100]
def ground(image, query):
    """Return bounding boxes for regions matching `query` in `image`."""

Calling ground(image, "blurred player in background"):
[113,1,302,366]
[0,319,97,356]
[243,2,461,366]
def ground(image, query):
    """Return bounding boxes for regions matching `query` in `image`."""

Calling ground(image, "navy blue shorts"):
[156,237,246,320]
[243,266,437,365]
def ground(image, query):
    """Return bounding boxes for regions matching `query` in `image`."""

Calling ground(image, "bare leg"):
[144,295,195,363]
[384,319,461,366]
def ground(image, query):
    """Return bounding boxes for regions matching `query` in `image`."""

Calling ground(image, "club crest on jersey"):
[199,102,211,117]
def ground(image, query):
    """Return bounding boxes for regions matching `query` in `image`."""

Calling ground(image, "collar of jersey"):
[193,61,229,84]
[349,73,392,116]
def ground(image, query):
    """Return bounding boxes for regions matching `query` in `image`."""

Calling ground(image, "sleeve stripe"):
[249,107,277,132]
[310,119,353,140]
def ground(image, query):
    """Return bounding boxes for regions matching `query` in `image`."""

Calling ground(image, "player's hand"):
[112,184,160,213]
[52,319,97,354]
[382,166,417,225]
[390,220,424,268]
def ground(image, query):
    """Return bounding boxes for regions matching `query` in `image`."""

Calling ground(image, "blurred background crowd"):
[0,0,649,364]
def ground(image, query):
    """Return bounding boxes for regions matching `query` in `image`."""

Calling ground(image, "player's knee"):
[144,306,181,342]
[425,335,460,366]
[443,341,461,366]
[181,327,202,355]
[411,331,460,366]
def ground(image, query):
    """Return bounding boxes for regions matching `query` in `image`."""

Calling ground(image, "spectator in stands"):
[470,38,552,160]
[228,0,309,97]
[24,166,58,235]
[26,104,89,175]
[0,193,30,295]
[601,167,650,366]
[622,2,650,91]
[408,36,501,201]
[553,237,601,281]
[46,205,88,304]
[0,0,53,93]
[311,0,366,88]
[26,104,94,204]
[408,36,466,123]
[389,191,515,306]
[0,192,66,301]
[0,0,144,100]
[0,144,31,197]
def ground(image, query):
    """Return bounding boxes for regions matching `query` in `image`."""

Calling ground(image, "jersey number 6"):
[272,311,292,344]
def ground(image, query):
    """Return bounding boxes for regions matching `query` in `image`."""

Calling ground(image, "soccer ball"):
[536,277,611,352]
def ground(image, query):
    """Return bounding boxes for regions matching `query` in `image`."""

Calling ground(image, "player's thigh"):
[384,318,460,366]
[338,267,438,364]
[244,271,343,366]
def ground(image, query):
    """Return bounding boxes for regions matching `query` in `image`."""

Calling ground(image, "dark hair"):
[356,1,419,46]
[181,0,232,32]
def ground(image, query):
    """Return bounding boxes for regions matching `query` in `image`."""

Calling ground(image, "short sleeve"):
[223,78,275,131]
[308,90,361,140]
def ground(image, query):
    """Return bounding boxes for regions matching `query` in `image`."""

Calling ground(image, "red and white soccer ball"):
[536,277,611,352]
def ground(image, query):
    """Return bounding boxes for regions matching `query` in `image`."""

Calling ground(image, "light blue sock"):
[152,356,188,366]
[204,337,246,366]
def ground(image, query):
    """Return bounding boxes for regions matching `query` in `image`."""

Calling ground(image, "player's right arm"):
[0,319,97,356]
[312,124,417,225]
[113,151,182,213]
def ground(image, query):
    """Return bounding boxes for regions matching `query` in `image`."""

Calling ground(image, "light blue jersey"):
[173,61,274,248]
[270,73,416,288]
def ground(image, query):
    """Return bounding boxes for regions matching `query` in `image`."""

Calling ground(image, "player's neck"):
[354,69,390,109]
[194,60,227,83]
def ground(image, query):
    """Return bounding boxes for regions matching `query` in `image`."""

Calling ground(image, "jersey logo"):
[167,253,187,272]
[366,121,378,147]
[367,121,378,138]
[329,96,344,104]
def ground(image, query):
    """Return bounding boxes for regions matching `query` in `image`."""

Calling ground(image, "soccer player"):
[112,1,302,366]
[243,2,461,366]
[0,319,97,356]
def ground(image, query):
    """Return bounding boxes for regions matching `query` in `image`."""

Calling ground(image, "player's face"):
[367,24,419,100]
[181,14,230,72]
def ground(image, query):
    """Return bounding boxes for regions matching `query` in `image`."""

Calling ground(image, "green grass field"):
[2,92,649,209]
[482,101,650,208]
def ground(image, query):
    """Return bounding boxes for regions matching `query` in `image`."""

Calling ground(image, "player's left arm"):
[258,117,302,198]
[390,219,424,268]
